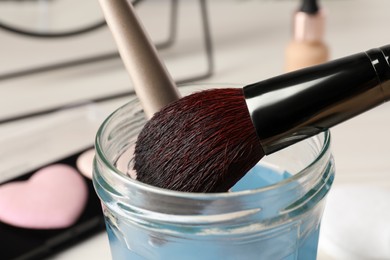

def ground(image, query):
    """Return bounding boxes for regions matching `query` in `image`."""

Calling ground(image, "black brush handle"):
[244,45,390,154]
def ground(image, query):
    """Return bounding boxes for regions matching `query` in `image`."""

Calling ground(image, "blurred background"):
[1,0,390,259]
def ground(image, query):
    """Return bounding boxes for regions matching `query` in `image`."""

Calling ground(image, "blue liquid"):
[233,165,320,260]
[232,163,292,191]
[105,164,321,259]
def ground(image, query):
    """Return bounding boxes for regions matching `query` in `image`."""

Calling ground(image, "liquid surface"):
[232,163,291,191]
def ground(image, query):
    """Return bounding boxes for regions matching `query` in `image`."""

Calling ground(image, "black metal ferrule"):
[244,45,390,155]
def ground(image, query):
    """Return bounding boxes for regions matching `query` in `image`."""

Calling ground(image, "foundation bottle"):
[285,0,329,72]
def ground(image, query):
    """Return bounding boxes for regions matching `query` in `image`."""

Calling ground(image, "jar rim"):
[94,89,332,200]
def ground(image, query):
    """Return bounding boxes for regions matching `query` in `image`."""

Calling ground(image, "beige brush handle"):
[99,0,180,119]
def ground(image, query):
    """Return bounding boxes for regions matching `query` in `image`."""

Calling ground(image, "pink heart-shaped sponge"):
[0,164,88,229]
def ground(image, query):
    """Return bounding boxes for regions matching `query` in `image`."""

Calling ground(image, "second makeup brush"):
[98,0,180,119]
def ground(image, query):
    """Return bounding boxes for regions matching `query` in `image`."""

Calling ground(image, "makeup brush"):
[98,0,180,118]
[285,0,329,72]
[134,45,390,192]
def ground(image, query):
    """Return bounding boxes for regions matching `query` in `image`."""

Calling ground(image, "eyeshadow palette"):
[0,148,105,260]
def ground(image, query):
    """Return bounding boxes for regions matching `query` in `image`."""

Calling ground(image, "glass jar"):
[93,85,335,260]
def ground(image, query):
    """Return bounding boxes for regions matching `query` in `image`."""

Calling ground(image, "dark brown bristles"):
[133,88,265,193]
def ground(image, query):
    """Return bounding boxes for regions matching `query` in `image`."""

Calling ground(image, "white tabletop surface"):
[1,0,390,259]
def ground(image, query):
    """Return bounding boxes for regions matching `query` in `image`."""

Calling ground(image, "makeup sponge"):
[0,164,88,229]
[320,184,390,259]
[76,149,95,179]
